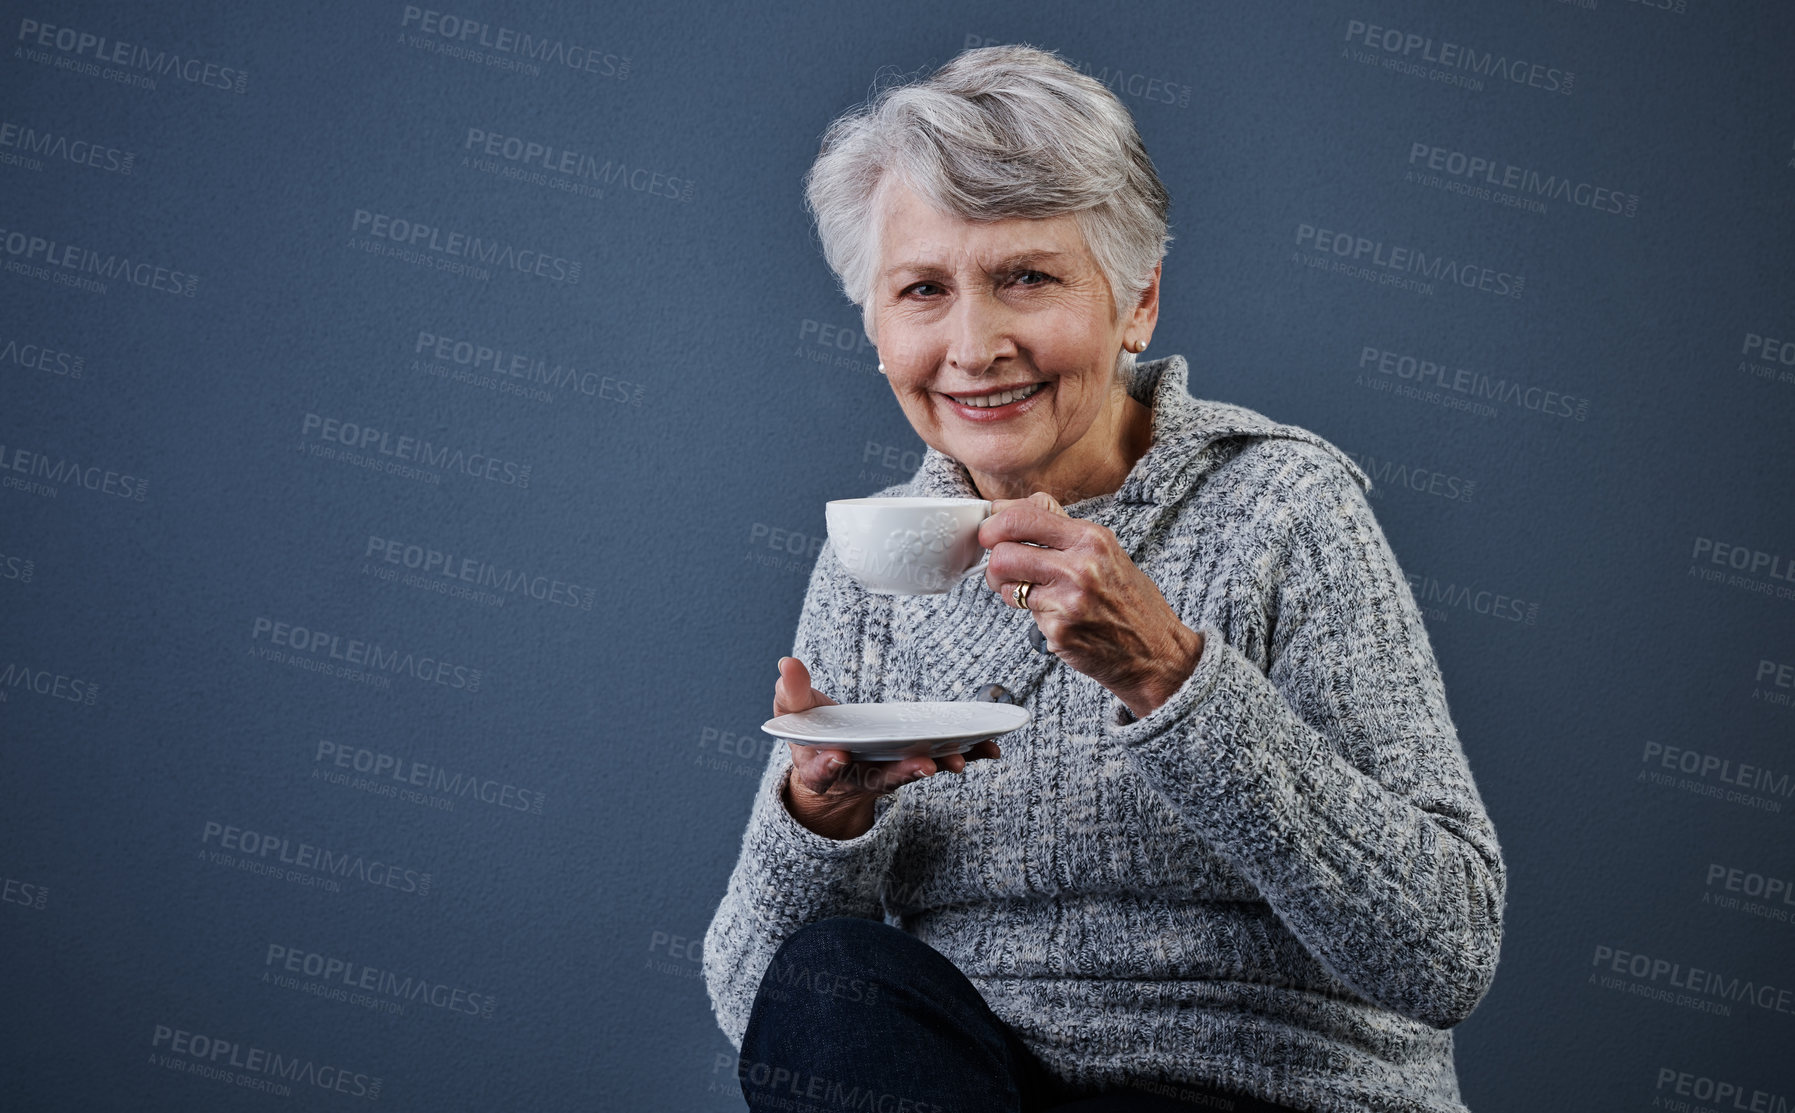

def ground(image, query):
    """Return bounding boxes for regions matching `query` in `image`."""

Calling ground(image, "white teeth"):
[954,383,1042,408]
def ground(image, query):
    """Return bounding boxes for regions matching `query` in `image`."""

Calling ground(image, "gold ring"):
[1012,581,1032,610]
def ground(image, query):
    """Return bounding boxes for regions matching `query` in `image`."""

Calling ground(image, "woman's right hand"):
[775,656,1001,841]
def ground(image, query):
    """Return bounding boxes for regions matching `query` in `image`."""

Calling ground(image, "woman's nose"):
[944,294,1014,373]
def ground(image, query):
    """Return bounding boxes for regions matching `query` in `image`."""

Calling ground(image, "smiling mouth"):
[944,382,1046,409]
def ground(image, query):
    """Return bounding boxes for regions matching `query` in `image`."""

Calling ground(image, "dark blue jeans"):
[737,916,1303,1113]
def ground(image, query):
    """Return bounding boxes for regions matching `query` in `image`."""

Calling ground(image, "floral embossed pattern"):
[884,511,959,564]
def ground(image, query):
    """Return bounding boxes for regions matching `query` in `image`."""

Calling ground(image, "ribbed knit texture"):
[704,355,1505,1113]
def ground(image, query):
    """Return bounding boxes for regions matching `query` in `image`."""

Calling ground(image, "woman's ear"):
[1132,261,1162,339]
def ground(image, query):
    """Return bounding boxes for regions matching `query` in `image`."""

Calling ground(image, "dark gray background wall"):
[3,2,1792,1110]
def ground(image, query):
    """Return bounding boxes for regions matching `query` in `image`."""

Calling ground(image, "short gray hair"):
[805,44,1172,345]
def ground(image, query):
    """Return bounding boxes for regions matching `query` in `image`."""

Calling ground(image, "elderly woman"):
[704,45,1504,1113]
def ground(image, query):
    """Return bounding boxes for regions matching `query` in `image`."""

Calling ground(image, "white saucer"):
[762,701,1030,761]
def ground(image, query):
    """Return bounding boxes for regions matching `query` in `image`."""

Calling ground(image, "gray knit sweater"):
[704,355,1504,1113]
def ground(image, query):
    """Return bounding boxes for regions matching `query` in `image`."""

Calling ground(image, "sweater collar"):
[904,355,1368,508]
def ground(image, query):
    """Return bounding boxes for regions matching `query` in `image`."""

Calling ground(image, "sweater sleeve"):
[1105,445,1506,1030]
[701,543,905,1049]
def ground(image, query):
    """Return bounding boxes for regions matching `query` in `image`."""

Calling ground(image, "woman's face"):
[869,181,1156,500]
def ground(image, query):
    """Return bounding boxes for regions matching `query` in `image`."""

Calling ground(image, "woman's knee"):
[755,916,979,1026]
[770,916,928,981]
[761,917,911,1006]
[745,918,913,1055]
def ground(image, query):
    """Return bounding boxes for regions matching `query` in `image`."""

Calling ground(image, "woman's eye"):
[1014,271,1053,287]
[901,282,942,298]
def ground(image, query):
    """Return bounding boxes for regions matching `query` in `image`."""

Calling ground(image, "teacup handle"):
[956,500,996,577]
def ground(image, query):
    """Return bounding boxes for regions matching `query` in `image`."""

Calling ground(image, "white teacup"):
[826,497,993,595]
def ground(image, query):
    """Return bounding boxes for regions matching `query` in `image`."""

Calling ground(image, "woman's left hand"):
[980,493,1204,719]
